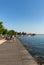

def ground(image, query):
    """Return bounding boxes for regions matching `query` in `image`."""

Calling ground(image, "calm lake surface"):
[18,34,44,59]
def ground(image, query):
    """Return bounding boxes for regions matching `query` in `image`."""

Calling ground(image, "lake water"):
[18,34,44,62]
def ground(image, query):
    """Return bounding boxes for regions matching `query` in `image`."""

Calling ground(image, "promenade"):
[0,37,38,65]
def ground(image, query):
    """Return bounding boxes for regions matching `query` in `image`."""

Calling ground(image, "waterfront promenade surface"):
[0,37,38,65]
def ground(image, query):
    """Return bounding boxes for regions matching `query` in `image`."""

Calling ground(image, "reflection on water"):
[18,34,44,63]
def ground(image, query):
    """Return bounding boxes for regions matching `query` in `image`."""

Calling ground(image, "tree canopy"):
[0,22,4,28]
[0,21,17,35]
[0,22,4,34]
[22,32,26,35]
[0,21,26,36]
[7,30,16,35]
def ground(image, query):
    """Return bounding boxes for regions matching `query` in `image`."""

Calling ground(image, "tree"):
[0,21,17,36]
[17,32,22,35]
[0,22,4,28]
[0,21,4,34]
[22,32,26,35]
[7,30,16,35]
[2,29,7,35]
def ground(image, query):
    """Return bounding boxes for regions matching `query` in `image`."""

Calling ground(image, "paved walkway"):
[0,37,38,65]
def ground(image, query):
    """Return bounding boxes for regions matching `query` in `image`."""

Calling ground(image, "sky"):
[0,0,44,34]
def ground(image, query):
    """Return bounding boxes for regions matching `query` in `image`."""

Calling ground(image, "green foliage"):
[2,29,7,35]
[0,21,26,36]
[0,28,4,34]
[0,22,4,28]
[7,30,16,35]
[22,32,26,35]
[0,21,4,34]
[17,32,22,35]
[0,21,17,35]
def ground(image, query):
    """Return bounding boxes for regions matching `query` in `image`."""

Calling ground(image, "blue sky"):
[0,0,44,34]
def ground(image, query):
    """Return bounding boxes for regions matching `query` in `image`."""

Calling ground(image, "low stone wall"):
[0,39,6,44]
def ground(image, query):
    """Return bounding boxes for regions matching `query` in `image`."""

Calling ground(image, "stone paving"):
[0,37,38,65]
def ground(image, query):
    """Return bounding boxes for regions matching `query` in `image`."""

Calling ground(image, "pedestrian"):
[12,35,14,42]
